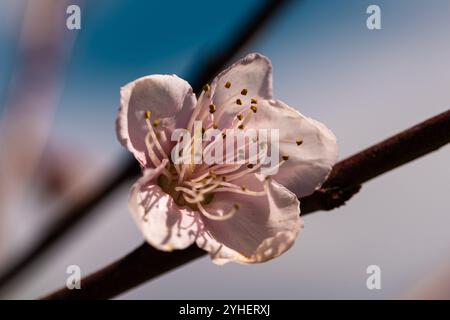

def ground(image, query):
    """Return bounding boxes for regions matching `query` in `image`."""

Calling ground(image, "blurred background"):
[0,0,449,299]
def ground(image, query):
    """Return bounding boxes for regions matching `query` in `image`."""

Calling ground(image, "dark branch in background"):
[43,243,205,300]
[0,0,82,292]
[43,109,450,300]
[302,108,450,213]
[0,0,293,293]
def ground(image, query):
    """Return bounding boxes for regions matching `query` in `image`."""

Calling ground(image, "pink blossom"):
[116,53,338,264]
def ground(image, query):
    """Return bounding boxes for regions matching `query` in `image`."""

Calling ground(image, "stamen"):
[225,161,262,182]
[153,119,161,127]
[296,138,303,146]
[223,144,268,182]
[198,202,237,221]
[241,88,248,95]
[178,163,188,184]
[203,163,242,176]
[236,99,242,105]
[282,155,289,161]
[238,124,245,130]
[144,133,172,178]
[232,108,254,130]
[144,111,151,119]
[144,133,161,167]
[199,182,220,195]
[213,187,266,197]
[190,170,212,183]
[174,186,198,198]
[144,117,169,160]
[251,98,257,104]
[182,193,202,205]
[259,158,288,177]
[186,88,210,134]
[183,178,213,190]
[203,84,210,92]
[212,123,219,129]
[193,128,265,183]
[224,81,231,88]
[250,105,257,113]
[209,104,216,113]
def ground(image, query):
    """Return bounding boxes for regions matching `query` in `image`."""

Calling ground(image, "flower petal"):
[247,99,339,198]
[210,53,273,110]
[129,161,202,251]
[116,74,196,167]
[196,174,302,264]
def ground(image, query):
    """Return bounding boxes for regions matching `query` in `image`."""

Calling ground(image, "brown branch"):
[0,0,293,293]
[302,108,450,213]
[43,109,450,300]
[325,110,450,187]
[43,243,205,300]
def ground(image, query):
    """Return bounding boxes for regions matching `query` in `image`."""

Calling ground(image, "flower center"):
[156,167,215,210]
[142,82,300,221]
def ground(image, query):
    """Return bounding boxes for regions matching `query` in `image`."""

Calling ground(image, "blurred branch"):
[43,108,450,299]
[0,0,81,262]
[0,0,293,293]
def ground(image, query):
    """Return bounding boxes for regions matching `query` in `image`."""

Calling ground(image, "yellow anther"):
[209,104,216,113]
[282,155,289,161]
[224,81,231,88]
[212,123,219,129]
[222,133,227,139]
[250,105,257,113]
[203,84,210,92]
[153,119,161,127]
[236,99,242,105]
[241,88,248,95]
[237,114,243,121]
[144,111,151,119]
[238,124,245,130]
[251,98,257,104]
[296,139,303,146]
[247,163,254,169]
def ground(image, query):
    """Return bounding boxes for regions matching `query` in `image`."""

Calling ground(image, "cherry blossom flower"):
[116,53,338,264]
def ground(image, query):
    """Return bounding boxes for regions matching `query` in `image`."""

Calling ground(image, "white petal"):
[247,99,339,197]
[210,53,273,109]
[116,74,196,167]
[196,174,302,264]
[129,161,202,251]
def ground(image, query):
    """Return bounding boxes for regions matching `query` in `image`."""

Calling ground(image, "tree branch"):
[43,108,450,300]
